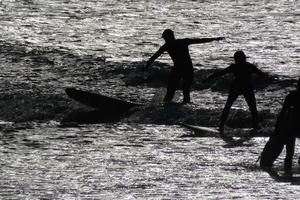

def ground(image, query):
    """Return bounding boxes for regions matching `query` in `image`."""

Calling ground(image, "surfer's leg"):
[284,137,295,170]
[164,71,180,102]
[220,90,239,134]
[260,133,285,169]
[182,88,190,104]
[244,89,258,131]
[182,71,193,104]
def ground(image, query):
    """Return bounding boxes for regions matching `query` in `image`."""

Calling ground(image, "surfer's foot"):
[253,123,261,131]
[218,127,233,141]
[260,165,273,171]
[163,98,173,104]
[219,126,224,135]
[220,133,232,140]
[284,162,293,175]
[182,97,191,104]
[284,158,293,171]
[249,129,257,137]
[248,123,260,136]
[219,128,227,138]
[182,100,191,104]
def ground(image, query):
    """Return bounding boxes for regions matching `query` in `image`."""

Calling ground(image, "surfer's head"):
[162,29,175,42]
[234,50,247,63]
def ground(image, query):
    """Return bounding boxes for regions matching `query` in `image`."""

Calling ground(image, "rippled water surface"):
[0,0,299,75]
[0,0,300,199]
[1,124,300,199]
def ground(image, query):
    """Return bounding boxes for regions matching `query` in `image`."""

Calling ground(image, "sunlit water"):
[0,0,300,199]
[1,123,300,199]
[0,0,299,76]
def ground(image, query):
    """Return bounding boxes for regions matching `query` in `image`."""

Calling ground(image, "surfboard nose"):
[64,88,142,123]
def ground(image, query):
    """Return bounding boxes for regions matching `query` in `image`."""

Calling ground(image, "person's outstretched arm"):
[205,65,232,82]
[252,64,266,77]
[186,37,225,45]
[146,46,165,68]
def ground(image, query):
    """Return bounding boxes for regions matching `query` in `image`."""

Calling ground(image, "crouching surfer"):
[260,78,300,171]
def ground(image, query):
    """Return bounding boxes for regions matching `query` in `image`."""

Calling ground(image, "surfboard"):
[65,88,142,111]
[63,88,143,123]
[180,123,253,145]
[180,123,219,136]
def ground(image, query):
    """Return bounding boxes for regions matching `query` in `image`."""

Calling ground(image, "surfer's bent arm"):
[206,66,232,81]
[185,37,224,45]
[146,46,165,68]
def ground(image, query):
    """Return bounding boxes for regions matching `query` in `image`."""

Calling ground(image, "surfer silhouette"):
[146,29,224,104]
[260,78,300,170]
[206,51,265,134]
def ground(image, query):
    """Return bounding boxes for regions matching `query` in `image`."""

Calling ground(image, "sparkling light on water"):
[0,124,300,199]
[0,0,299,76]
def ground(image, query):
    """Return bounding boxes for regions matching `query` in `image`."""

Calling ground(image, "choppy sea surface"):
[0,0,300,199]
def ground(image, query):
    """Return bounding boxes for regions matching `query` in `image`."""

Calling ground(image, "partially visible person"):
[260,78,300,170]
[146,29,224,104]
[206,50,265,135]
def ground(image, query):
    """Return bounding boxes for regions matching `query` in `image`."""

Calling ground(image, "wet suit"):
[147,33,224,103]
[207,61,264,132]
[260,90,300,169]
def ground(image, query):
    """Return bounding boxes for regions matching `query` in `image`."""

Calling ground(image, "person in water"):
[261,78,300,170]
[146,29,224,104]
[206,50,265,134]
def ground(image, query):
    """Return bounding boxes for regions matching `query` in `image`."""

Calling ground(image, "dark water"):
[0,0,300,199]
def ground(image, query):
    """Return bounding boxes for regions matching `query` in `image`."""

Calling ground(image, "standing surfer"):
[260,78,300,170]
[146,29,224,104]
[206,50,265,135]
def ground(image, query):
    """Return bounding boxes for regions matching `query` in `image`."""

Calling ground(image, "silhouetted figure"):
[146,29,224,104]
[206,51,265,134]
[260,78,300,170]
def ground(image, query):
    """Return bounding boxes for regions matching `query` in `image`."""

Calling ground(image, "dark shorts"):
[168,69,193,90]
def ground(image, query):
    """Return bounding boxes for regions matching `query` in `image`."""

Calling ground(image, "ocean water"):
[0,0,300,199]
[0,0,299,75]
[1,123,300,199]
